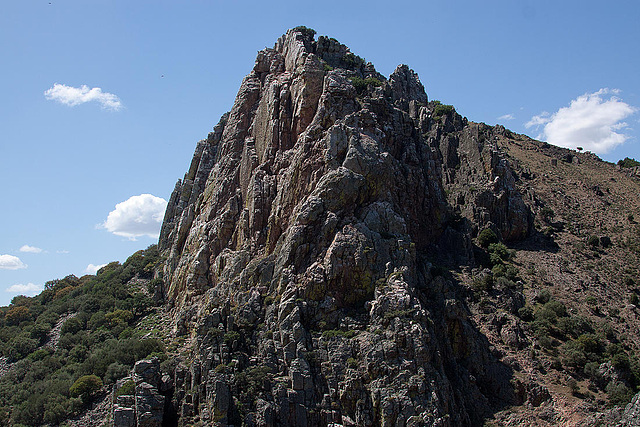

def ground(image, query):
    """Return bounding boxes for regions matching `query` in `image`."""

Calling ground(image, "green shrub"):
[518,305,534,321]
[540,207,555,223]
[383,309,411,320]
[30,322,52,344]
[69,375,102,400]
[5,306,30,326]
[349,77,383,94]
[606,381,634,406]
[7,335,39,361]
[575,333,603,355]
[105,362,130,384]
[235,366,273,398]
[114,379,135,398]
[584,361,602,381]
[61,317,84,335]
[561,333,604,368]
[545,300,568,318]
[537,334,556,350]
[587,235,600,248]
[495,277,516,290]
[488,243,514,265]
[471,274,493,292]
[610,353,630,372]
[618,157,640,168]
[535,289,551,304]
[505,265,519,281]
[491,264,506,278]
[492,264,519,281]
[42,394,80,425]
[105,309,133,327]
[322,329,356,339]
[223,331,240,344]
[27,348,53,362]
[68,345,89,363]
[531,317,553,339]
[477,229,498,248]
[342,52,365,69]
[293,26,316,39]
[556,316,593,339]
[561,341,588,367]
[534,300,568,329]
[432,103,454,118]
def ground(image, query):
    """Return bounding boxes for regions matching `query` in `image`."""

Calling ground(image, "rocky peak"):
[154,27,535,426]
[388,64,427,109]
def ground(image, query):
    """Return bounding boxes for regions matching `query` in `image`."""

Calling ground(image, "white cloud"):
[85,263,107,275]
[525,111,551,129]
[0,255,27,270]
[497,114,514,121]
[44,83,122,111]
[57,250,70,254]
[19,245,43,253]
[102,194,168,240]
[526,89,637,154]
[6,283,42,296]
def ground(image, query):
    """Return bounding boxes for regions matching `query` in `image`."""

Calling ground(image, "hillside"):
[0,246,168,425]
[1,27,640,427]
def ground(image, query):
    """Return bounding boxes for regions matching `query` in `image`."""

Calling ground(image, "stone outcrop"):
[619,392,640,426]
[113,358,168,427]
[154,28,537,426]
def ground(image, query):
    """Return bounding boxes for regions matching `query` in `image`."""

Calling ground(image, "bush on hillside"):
[477,229,498,248]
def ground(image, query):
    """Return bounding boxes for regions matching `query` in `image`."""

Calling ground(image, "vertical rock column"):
[113,358,166,427]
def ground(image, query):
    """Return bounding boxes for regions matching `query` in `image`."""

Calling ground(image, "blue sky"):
[1,0,639,306]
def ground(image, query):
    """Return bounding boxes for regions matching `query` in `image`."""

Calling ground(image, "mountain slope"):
[2,27,640,427]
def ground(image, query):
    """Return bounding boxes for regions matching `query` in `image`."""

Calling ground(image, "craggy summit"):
[112,27,640,426]
[152,27,531,426]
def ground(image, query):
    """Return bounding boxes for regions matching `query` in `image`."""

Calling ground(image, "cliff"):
[149,27,534,426]
[121,28,640,426]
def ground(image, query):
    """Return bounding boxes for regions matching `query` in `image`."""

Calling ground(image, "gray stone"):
[133,358,161,389]
[113,406,136,427]
[135,382,164,427]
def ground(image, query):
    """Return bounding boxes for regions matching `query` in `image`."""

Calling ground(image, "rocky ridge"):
[113,27,640,426]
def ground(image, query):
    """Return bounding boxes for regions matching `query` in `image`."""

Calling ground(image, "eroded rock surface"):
[154,28,536,426]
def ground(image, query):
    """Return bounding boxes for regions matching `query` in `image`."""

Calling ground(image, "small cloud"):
[0,255,27,270]
[85,263,107,275]
[526,89,637,154]
[497,114,515,121]
[6,283,42,296]
[44,83,122,111]
[56,250,70,254]
[525,111,551,128]
[101,194,168,240]
[20,245,43,253]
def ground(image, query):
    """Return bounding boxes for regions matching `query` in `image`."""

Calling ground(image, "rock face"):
[156,28,534,426]
[620,392,640,426]
[113,358,167,427]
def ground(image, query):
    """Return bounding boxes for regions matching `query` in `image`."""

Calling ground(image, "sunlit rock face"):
[156,28,531,426]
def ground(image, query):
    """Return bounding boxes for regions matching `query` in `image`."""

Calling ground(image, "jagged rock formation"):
[152,28,538,426]
[113,358,169,427]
